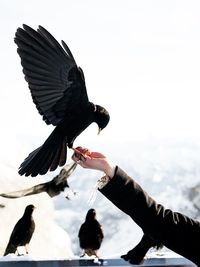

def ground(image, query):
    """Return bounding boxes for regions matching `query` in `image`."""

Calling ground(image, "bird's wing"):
[53,161,77,185]
[0,183,47,198]
[14,24,89,126]
[0,163,77,199]
[0,162,77,199]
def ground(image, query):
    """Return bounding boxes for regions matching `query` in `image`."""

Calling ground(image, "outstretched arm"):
[72,146,200,266]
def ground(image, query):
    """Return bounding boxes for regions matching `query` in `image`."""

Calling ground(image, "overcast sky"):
[1,0,200,163]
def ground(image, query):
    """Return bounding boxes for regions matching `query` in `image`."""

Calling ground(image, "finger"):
[74,147,91,156]
[72,147,83,155]
[72,148,89,158]
[71,149,85,159]
[90,151,106,158]
[71,154,79,162]
[72,152,87,165]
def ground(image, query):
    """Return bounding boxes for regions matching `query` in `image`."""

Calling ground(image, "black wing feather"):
[54,161,77,184]
[0,162,77,198]
[14,24,89,126]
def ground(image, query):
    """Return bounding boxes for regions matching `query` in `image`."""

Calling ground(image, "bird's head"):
[24,204,36,216]
[94,105,110,134]
[86,208,96,221]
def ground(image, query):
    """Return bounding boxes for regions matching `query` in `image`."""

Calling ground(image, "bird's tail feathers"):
[4,243,17,256]
[18,129,67,177]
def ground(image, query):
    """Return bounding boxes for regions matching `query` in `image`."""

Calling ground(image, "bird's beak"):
[98,128,102,135]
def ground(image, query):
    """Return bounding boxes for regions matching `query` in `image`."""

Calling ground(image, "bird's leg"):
[16,248,22,256]
[84,249,98,257]
[82,249,92,257]
[65,188,77,199]
[16,248,20,256]
[25,244,29,254]
[80,249,86,257]
[93,250,99,258]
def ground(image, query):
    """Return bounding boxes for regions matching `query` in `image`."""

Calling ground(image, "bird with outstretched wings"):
[14,24,110,177]
[0,162,77,199]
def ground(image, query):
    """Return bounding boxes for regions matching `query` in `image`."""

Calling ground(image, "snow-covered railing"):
[0,257,195,267]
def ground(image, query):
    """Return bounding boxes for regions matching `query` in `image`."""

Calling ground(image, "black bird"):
[78,208,104,258]
[121,233,163,264]
[14,24,110,177]
[4,204,36,256]
[0,162,77,199]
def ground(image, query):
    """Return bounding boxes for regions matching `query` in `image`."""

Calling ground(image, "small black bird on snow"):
[78,208,104,258]
[14,24,110,177]
[0,162,77,199]
[4,204,36,256]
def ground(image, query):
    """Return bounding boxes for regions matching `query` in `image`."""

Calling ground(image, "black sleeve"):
[99,166,200,266]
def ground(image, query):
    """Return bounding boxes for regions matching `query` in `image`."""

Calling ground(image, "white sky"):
[1,0,200,161]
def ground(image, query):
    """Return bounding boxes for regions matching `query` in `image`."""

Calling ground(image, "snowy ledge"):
[0,255,195,267]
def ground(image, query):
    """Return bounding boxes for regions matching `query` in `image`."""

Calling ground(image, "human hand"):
[71,147,115,178]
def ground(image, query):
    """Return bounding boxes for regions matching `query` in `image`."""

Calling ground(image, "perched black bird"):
[0,162,77,199]
[121,233,163,264]
[14,24,110,177]
[78,208,104,258]
[4,204,36,256]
